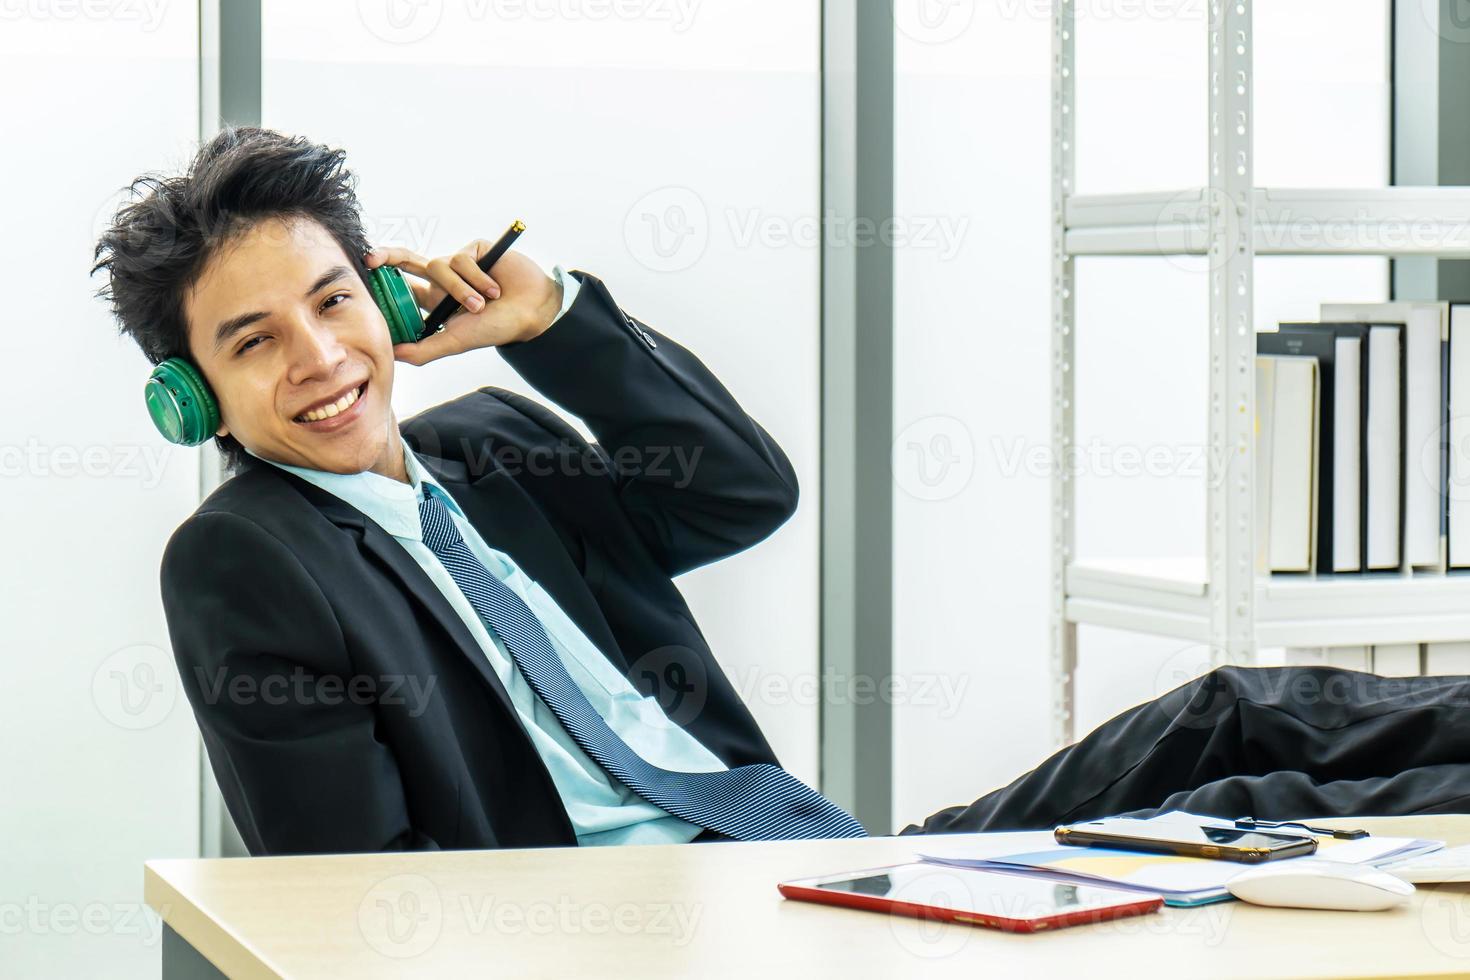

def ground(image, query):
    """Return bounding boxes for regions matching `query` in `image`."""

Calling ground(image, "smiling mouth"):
[294,381,367,424]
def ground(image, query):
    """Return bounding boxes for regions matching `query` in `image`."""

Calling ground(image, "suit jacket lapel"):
[244,450,629,712]
[261,459,521,721]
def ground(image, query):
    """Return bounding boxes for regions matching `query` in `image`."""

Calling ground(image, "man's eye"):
[321,292,349,313]
[236,336,265,356]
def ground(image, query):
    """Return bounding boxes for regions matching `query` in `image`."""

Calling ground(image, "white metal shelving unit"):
[1049,0,1470,745]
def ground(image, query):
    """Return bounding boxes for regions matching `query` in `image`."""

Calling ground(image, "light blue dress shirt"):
[246,264,728,846]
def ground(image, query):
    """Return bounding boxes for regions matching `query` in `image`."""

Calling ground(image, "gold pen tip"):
[511,219,526,232]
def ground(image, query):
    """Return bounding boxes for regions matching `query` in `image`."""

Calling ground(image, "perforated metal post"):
[1206,0,1256,666]
[1050,0,1078,746]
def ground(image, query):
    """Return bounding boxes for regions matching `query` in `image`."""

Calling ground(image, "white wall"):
[0,8,204,979]
[260,0,824,782]
[892,0,1390,831]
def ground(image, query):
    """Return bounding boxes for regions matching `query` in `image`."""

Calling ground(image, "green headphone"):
[143,264,427,446]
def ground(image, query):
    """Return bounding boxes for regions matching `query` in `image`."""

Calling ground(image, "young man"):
[95,128,1470,857]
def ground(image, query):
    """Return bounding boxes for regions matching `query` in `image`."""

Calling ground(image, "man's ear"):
[215,421,229,438]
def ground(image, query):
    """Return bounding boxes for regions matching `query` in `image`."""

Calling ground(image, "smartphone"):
[1054,818,1317,863]
[778,863,1163,933]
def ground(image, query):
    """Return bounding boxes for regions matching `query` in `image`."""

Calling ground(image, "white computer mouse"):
[1226,860,1415,911]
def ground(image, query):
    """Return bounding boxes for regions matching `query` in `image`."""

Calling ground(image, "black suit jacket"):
[160,270,799,856]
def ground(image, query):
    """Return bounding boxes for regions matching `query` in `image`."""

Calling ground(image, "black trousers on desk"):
[897,665,1470,836]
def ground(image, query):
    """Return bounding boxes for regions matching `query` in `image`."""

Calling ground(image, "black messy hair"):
[91,126,373,471]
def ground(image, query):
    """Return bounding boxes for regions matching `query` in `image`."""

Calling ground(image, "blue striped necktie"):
[417,488,867,841]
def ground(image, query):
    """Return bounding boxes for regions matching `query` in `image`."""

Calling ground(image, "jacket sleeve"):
[161,511,440,856]
[494,270,799,577]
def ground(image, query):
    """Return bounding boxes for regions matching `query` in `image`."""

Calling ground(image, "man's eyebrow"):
[211,265,355,353]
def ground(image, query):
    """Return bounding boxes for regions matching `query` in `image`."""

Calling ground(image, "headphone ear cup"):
[368,265,426,345]
[145,358,220,446]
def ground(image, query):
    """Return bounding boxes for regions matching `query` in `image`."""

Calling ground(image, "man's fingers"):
[365,246,429,277]
[393,329,465,367]
[392,341,427,366]
[369,241,505,320]
[449,249,501,300]
[425,255,489,312]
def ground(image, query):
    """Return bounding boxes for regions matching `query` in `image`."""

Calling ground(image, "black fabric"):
[901,665,1470,836]
[692,827,735,843]
[160,270,800,857]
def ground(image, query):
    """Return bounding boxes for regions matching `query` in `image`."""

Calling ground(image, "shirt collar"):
[245,440,465,542]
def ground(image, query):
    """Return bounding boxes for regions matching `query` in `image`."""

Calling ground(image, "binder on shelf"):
[1443,330,1452,570]
[1450,305,1470,569]
[1324,302,1448,572]
[1405,306,1447,569]
[1262,324,1370,572]
[1330,327,1369,572]
[1366,323,1405,571]
[1254,358,1276,576]
[1257,328,1334,572]
[1257,354,1319,573]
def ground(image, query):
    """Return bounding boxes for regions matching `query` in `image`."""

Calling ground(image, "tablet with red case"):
[779,862,1164,934]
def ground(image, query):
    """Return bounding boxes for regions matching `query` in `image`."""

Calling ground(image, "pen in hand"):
[422,219,526,333]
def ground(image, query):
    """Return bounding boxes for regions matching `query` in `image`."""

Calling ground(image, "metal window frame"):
[1393,0,1470,301]
[195,0,259,860]
[819,0,894,833]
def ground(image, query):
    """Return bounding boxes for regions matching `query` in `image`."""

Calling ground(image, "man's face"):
[184,215,399,475]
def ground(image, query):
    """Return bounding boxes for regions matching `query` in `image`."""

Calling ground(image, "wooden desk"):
[146,815,1470,979]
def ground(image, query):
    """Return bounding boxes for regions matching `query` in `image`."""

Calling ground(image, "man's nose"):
[285,318,348,384]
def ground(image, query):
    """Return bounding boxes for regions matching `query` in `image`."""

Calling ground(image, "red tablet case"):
[778,872,1164,934]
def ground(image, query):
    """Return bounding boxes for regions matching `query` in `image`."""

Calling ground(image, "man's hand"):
[364,240,563,366]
